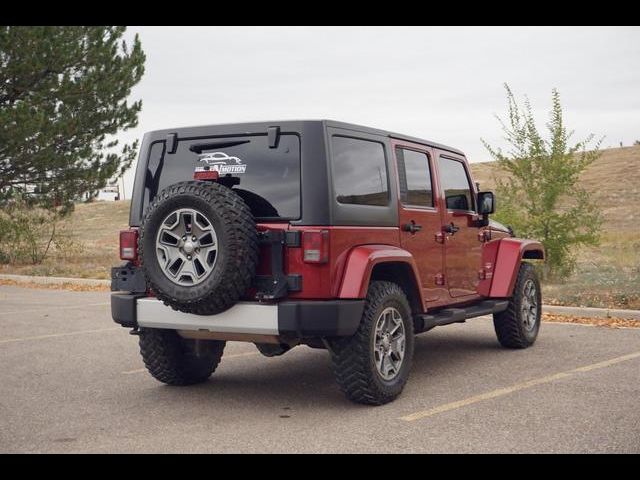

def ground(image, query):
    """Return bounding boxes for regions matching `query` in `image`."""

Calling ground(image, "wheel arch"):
[369,262,422,315]
[479,238,544,298]
[338,245,425,312]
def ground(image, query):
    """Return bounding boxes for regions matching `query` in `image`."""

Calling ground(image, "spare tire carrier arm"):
[253,230,302,301]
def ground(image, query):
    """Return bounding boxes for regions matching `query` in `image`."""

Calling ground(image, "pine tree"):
[482,84,603,280]
[0,26,145,212]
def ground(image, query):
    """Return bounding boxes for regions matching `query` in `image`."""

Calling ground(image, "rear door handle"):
[443,222,460,234]
[402,222,423,234]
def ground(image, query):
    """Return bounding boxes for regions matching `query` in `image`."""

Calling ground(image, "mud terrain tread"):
[493,262,540,348]
[329,281,413,405]
[139,328,225,385]
[139,181,258,315]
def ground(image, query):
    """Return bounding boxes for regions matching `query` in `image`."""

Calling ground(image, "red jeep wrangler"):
[111,120,544,405]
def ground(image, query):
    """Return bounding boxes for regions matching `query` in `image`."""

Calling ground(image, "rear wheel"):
[493,262,541,348]
[328,281,414,405]
[139,329,225,385]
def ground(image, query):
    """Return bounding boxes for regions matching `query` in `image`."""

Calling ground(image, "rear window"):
[331,136,389,207]
[143,134,301,220]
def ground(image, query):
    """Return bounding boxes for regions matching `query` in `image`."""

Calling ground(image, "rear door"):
[435,152,482,298]
[393,140,446,305]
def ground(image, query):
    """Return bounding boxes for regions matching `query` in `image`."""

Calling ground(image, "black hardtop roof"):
[145,119,465,156]
[323,119,465,156]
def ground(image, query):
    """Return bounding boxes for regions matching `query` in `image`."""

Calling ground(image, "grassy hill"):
[1,146,638,308]
[471,145,640,308]
[471,145,640,233]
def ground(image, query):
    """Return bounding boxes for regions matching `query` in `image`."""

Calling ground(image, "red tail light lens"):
[120,228,139,261]
[302,230,328,263]
[193,170,219,181]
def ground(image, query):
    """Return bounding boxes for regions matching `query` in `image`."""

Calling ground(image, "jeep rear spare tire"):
[140,181,259,315]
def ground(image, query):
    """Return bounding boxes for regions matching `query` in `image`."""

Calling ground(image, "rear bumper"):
[111,293,364,339]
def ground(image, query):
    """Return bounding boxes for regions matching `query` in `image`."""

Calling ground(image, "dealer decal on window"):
[195,152,247,174]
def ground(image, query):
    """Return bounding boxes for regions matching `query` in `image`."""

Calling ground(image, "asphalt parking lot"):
[1,284,639,453]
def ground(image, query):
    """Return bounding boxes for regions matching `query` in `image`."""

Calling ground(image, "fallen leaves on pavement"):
[0,279,109,292]
[543,313,640,329]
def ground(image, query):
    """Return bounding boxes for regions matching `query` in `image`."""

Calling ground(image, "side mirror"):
[477,191,495,215]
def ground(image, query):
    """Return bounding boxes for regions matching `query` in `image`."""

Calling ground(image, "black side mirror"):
[477,191,495,215]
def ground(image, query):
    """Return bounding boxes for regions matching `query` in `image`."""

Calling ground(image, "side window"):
[438,156,474,211]
[396,147,433,207]
[331,136,389,206]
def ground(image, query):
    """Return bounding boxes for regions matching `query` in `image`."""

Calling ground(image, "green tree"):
[482,84,603,280]
[0,26,144,211]
[0,26,144,264]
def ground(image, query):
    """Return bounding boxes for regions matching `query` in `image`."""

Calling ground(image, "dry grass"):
[542,231,640,309]
[471,146,640,309]
[470,145,640,233]
[0,278,109,292]
[0,200,129,280]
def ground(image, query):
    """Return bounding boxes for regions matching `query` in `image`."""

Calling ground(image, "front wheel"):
[493,262,541,348]
[328,281,414,405]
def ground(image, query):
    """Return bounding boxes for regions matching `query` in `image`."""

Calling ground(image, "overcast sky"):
[118,26,640,197]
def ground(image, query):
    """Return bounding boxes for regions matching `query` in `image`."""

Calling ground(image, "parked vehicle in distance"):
[111,120,544,405]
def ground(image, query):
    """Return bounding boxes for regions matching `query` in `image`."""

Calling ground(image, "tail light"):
[302,230,328,263]
[119,228,139,262]
[193,170,219,181]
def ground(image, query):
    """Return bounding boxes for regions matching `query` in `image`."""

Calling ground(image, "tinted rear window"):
[331,136,389,207]
[143,134,301,220]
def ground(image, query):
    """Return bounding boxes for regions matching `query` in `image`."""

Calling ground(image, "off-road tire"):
[139,181,258,315]
[328,281,414,405]
[139,328,225,385]
[493,262,541,348]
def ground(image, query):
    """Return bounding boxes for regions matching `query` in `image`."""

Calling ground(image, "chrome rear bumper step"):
[136,298,279,335]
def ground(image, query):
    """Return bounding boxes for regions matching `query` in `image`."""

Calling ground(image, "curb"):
[1,274,639,320]
[0,274,110,287]
[542,305,640,321]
